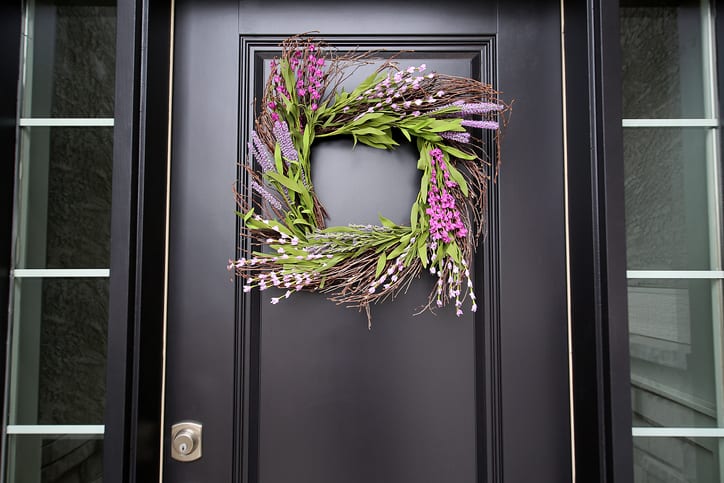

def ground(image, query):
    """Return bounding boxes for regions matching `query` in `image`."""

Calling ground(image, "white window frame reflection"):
[623,1,724,480]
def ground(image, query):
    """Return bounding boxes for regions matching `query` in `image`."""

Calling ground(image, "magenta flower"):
[426,148,468,243]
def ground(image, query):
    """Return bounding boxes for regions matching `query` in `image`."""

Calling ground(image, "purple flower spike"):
[461,119,499,130]
[250,130,275,172]
[460,102,504,115]
[441,131,471,143]
[251,180,284,211]
[273,121,299,161]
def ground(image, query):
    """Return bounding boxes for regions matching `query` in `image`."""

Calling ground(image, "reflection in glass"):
[629,279,715,428]
[621,1,706,118]
[6,435,103,483]
[15,127,113,269]
[23,1,116,118]
[634,437,720,483]
[9,278,108,426]
[623,128,713,270]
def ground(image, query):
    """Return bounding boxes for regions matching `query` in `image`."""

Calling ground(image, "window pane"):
[9,278,108,425]
[624,128,714,270]
[23,1,116,118]
[16,127,113,269]
[6,435,103,483]
[634,436,721,482]
[621,1,707,118]
[630,279,717,428]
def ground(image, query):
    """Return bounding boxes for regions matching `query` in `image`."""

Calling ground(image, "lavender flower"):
[251,180,284,211]
[460,102,504,115]
[250,131,274,172]
[273,121,299,161]
[461,119,499,130]
[441,131,471,143]
[432,101,503,118]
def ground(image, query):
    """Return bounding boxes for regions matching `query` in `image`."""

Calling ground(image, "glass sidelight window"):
[621,0,724,481]
[5,0,116,481]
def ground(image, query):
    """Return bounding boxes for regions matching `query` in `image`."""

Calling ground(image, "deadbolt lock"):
[170,421,202,462]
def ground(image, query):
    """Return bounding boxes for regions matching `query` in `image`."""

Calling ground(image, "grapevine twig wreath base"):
[228,35,510,327]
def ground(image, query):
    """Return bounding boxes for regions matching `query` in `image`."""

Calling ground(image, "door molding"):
[563,1,634,482]
[235,34,504,483]
[0,4,22,478]
[104,0,173,481]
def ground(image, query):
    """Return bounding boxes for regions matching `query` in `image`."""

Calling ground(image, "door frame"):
[0,8,23,481]
[101,0,635,481]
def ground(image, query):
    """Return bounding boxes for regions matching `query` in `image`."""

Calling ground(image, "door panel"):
[248,39,487,483]
[166,1,570,482]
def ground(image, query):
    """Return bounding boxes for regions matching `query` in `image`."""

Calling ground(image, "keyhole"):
[179,442,188,454]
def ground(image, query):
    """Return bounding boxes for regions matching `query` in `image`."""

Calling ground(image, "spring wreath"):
[228,35,509,326]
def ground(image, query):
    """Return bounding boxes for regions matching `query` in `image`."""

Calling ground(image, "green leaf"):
[428,118,465,133]
[353,127,386,136]
[446,163,469,197]
[274,143,283,173]
[417,132,442,142]
[378,214,397,228]
[265,172,306,193]
[388,241,407,259]
[291,218,313,227]
[322,113,336,127]
[375,253,387,278]
[303,123,313,152]
[358,137,393,150]
[446,242,461,262]
[242,208,255,222]
[399,127,411,142]
[280,59,297,103]
[440,144,476,161]
[410,203,419,231]
[322,225,361,233]
[419,172,429,201]
[417,242,429,267]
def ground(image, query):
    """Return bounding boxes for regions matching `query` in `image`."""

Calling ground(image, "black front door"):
[164,1,570,482]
